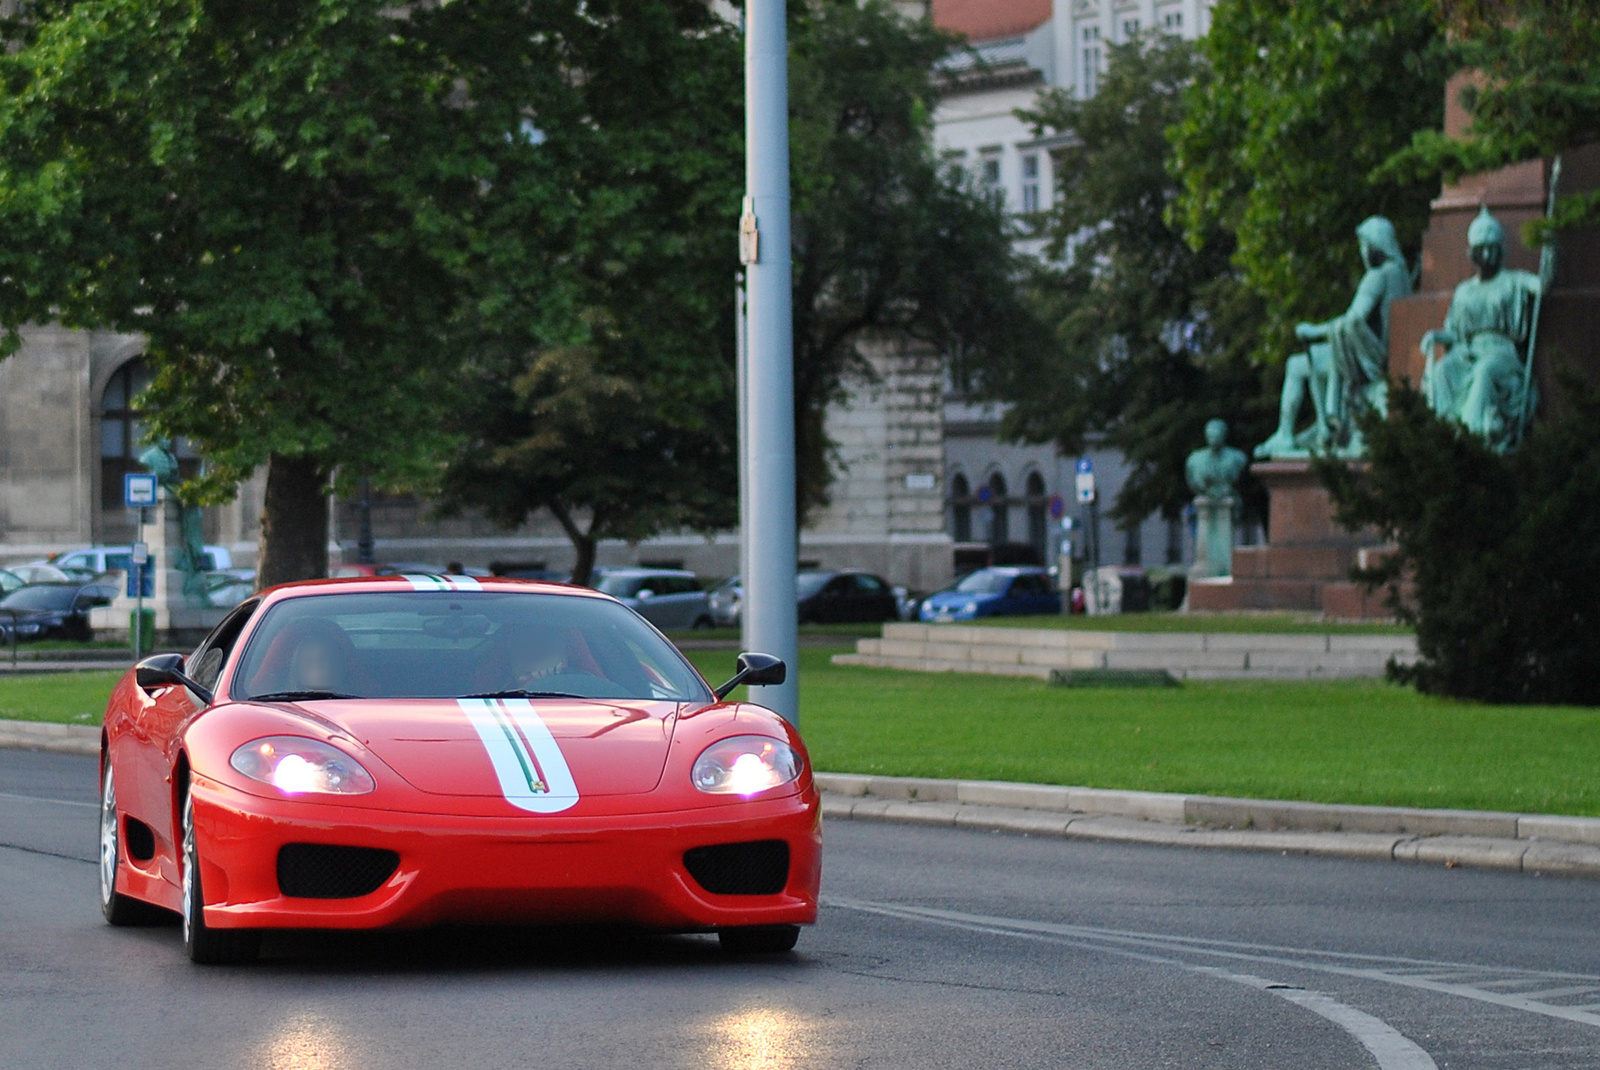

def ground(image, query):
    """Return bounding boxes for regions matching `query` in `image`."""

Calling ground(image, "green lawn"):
[688,647,1600,817]
[0,671,121,725]
[11,651,1597,818]
[963,612,1412,636]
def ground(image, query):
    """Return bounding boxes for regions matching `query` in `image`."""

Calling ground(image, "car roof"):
[594,567,694,576]
[255,574,606,605]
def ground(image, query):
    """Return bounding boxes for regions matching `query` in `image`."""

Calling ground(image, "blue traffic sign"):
[1076,457,1093,474]
[124,473,157,508]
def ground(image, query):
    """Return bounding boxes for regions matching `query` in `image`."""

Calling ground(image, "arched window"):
[949,472,972,543]
[100,359,198,510]
[986,472,1008,545]
[1025,471,1048,562]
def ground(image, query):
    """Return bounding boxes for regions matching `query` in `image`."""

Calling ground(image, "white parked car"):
[44,544,235,575]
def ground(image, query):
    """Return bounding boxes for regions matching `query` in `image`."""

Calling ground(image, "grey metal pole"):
[741,0,799,723]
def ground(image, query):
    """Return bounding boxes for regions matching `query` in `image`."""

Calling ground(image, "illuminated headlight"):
[692,735,802,796]
[962,601,978,615]
[229,736,376,796]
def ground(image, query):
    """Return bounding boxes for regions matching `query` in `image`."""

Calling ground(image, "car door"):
[852,574,897,622]
[633,575,674,629]
[127,600,259,885]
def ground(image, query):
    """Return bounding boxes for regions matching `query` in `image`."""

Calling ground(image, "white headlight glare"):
[229,736,376,796]
[692,735,802,796]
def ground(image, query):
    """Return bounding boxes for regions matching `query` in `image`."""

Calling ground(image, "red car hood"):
[283,697,682,799]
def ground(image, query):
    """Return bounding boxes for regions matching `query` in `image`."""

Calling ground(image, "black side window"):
[191,599,259,691]
[854,575,886,593]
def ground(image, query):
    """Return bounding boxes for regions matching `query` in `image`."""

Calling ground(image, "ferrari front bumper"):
[190,778,822,931]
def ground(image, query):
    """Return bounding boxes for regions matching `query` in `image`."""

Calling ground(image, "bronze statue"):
[138,441,211,606]
[1420,206,1543,453]
[1186,419,1248,579]
[1255,216,1412,459]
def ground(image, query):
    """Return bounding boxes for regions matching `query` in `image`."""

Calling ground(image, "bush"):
[1319,384,1600,705]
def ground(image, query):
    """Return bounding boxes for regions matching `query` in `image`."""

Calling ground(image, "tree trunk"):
[258,453,330,589]
[549,501,598,587]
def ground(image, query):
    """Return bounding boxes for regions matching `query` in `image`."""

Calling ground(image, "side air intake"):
[683,840,790,896]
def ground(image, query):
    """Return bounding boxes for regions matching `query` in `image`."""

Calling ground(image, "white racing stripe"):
[830,897,1439,1070]
[458,698,579,814]
[402,573,482,592]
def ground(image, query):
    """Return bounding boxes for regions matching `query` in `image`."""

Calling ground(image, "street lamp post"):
[740,0,799,724]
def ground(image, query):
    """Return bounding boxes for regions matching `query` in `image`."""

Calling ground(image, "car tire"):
[99,764,158,926]
[691,615,714,630]
[718,924,801,954]
[180,790,259,965]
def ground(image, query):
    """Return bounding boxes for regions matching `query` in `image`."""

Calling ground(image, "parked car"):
[592,568,713,631]
[48,544,235,575]
[796,570,900,624]
[7,563,75,586]
[0,582,117,641]
[707,575,742,627]
[919,566,1061,622]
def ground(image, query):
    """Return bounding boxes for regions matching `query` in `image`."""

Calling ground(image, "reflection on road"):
[262,1013,353,1070]
[713,1008,808,1070]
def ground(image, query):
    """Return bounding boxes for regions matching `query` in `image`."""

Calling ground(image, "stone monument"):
[1185,419,1248,579]
[1255,216,1412,459]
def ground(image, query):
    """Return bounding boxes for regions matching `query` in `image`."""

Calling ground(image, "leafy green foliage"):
[0,0,498,581]
[991,38,1271,527]
[1320,385,1600,704]
[1171,0,1453,362]
[436,3,744,585]
[1381,0,1600,242]
[788,0,1043,517]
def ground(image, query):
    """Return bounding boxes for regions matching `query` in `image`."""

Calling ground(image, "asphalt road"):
[2,748,1598,1069]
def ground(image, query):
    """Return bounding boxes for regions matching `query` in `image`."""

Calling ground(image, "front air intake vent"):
[277,843,399,899]
[683,840,790,896]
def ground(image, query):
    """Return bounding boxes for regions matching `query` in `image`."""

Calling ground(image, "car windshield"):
[0,585,78,610]
[232,591,712,703]
[952,570,1013,595]
[795,572,832,599]
[594,574,647,598]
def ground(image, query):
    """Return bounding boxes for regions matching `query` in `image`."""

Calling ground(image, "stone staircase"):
[832,622,1418,680]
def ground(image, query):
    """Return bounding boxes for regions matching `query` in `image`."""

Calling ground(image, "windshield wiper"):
[248,690,361,702]
[458,689,585,700]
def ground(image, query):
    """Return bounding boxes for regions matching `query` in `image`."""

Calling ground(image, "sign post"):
[124,473,158,662]
[1075,459,1103,613]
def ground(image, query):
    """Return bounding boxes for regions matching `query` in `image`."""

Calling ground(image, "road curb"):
[0,719,98,757]
[816,772,1600,879]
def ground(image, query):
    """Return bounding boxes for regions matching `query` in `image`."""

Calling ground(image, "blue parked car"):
[919,566,1061,622]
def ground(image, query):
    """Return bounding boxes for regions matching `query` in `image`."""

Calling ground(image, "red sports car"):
[97,575,820,963]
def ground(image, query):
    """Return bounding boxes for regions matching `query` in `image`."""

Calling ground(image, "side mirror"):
[635,588,655,601]
[135,653,214,706]
[714,651,787,700]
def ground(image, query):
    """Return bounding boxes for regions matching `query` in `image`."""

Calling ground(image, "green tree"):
[989,37,1271,532]
[0,0,491,586]
[1382,0,1600,241]
[1171,0,1454,363]
[1321,384,1600,704]
[444,0,1040,572]
[437,1,744,586]
[788,0,1043,516]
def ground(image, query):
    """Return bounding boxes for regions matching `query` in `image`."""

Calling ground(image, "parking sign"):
[124,473,157,508]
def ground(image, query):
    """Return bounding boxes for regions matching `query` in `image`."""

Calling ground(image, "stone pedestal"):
[1387,76,1600,406]
[1188,462,1390,617]
[89,491,228,646]
[1190,496,1235,579]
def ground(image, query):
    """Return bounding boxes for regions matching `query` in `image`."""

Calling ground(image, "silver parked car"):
[593,568,714,631]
